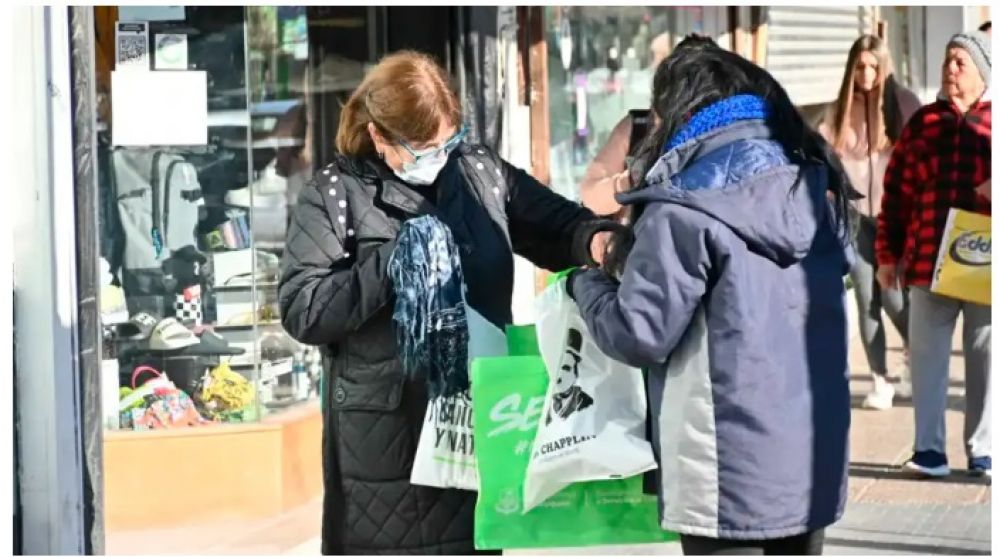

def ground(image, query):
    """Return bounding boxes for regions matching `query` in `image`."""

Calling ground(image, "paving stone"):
[848,477,877,502]
[827,502,991,555]
[858,478,988,505]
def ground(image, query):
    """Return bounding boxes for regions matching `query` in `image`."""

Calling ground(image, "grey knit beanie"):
[948,30,991,83]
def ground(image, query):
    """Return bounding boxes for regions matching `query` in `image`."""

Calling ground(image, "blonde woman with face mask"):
[279,50,616,555]
[818,35,921,411]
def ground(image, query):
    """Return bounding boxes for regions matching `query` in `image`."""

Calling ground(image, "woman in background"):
[818,35,921,410]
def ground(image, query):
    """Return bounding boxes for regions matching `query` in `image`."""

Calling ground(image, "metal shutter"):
[765,6,870,106]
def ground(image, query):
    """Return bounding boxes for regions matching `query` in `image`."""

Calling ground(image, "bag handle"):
[132,365,163,389]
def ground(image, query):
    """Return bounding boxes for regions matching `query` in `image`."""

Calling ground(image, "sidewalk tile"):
[858,478,988,505]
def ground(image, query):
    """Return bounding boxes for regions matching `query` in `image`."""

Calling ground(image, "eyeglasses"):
[398,124,468,162]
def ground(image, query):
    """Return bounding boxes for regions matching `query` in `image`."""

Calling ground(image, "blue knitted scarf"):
[664,94,771,152]
[388,215,469,400]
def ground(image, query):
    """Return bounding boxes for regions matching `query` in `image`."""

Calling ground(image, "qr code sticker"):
[116,22,149,70]
[119,36,146,64]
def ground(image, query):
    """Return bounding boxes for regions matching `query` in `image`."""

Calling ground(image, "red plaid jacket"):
[875,92,991,287]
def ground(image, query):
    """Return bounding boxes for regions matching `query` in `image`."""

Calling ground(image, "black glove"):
[573,219,628,268]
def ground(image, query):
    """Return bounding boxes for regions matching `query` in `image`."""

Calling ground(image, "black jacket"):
[279,144,603,554]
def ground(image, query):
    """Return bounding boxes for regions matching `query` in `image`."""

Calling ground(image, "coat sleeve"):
[876,113,924,267]
[497,155,610,271]
[279,182,395,346]
[569,205,711,368]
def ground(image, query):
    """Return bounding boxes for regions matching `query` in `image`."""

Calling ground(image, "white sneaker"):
[862,373,895,410]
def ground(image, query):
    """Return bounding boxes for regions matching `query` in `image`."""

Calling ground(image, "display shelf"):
[207,109,251,128]
[213,280,279,292]
[222,137,306,150]
[212,320,283,332]
[230,357,295,382]
[254,241,286,253]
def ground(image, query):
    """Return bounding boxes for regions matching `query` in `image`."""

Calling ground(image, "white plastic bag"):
[522,280,657,511]
[410,305,507,491]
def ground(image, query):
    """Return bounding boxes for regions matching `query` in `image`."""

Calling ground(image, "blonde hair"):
[830,35,894,153]
[335,51,462,156]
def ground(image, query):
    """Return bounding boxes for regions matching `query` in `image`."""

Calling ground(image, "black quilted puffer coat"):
[279,143,605,554]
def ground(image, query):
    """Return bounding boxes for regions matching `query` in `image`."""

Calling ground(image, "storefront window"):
[93,7,423,547]
[545,6,710,201]
[95,6,342,433]
[96,3,401,426]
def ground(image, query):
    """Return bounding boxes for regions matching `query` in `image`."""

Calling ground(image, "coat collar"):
[936,87,992,112]
[648,119,777,185]
[336,152,442,217]
[349,152,475,244]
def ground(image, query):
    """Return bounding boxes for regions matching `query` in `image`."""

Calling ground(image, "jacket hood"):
[618,119,834,267]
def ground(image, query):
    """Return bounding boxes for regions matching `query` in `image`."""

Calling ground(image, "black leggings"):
[680,529,825,555]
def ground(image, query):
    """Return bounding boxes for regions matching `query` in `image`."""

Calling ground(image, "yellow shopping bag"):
[930,208,991,305]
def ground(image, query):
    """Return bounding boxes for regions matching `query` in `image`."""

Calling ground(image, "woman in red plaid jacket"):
[875,30,991,479]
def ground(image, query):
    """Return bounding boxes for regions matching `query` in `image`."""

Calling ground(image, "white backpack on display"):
[112,148,205,317]
[113,148,204,270]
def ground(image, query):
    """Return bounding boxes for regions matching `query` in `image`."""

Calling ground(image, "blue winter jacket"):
[572,118,853,540]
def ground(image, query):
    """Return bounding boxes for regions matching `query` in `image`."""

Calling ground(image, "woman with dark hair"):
[566,36,854,555]
[819,35,921,410]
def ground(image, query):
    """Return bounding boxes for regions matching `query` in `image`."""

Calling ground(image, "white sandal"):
[149,318,200,351]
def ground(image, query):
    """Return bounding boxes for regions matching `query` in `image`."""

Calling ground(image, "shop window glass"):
[545,6,708,201]
[95,6,366,433]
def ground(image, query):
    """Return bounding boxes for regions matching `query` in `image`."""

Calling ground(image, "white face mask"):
[391,125,467,186]
[393,151,450,186]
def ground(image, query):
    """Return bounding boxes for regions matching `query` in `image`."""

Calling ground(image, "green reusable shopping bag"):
[470,325,676,550]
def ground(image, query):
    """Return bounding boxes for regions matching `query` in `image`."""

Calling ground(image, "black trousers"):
[680,529,825,555]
